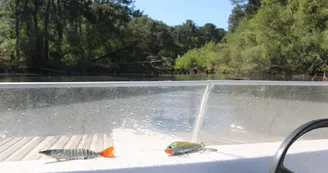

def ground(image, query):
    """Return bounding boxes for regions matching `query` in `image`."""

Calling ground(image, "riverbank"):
[0,72,326,82]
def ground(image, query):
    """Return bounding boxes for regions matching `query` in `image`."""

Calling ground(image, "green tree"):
[1,0,233,75]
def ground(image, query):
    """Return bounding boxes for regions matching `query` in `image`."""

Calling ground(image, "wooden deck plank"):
[4,137,41,162]
[0,137,32,161]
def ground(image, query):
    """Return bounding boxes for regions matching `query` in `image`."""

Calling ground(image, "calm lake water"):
[0,73,309,82]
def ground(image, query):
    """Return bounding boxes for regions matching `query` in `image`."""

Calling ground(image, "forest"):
[0,0,226,75]
[177,0,328,76]
[0,0,328,76]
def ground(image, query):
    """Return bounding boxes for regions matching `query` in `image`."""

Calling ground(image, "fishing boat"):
[0,80,327,173]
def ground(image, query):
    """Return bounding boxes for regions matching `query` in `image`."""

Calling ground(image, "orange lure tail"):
[99,146,115,158]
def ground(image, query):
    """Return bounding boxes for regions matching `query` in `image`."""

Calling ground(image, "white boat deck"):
[0,133,113,162]
[1,127,273,162]
[0,138,327,173]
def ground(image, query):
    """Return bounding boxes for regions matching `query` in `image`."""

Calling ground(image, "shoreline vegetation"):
[0,71,326,82]
[1,0,328,81]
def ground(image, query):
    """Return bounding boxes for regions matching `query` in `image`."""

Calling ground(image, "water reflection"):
[0,73,313,82]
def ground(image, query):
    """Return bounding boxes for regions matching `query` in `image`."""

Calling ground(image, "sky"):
[134,0,234,30]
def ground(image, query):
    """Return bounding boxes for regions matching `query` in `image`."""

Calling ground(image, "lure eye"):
[168,146,172,149]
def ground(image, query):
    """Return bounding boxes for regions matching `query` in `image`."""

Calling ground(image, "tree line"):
[176,0,328,76]
[0,0,226,74]
[2,0,326,76]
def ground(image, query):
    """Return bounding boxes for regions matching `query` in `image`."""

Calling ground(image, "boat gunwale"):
[0,80,328,88]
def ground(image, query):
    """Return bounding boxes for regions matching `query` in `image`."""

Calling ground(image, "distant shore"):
[0,72,326,82]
